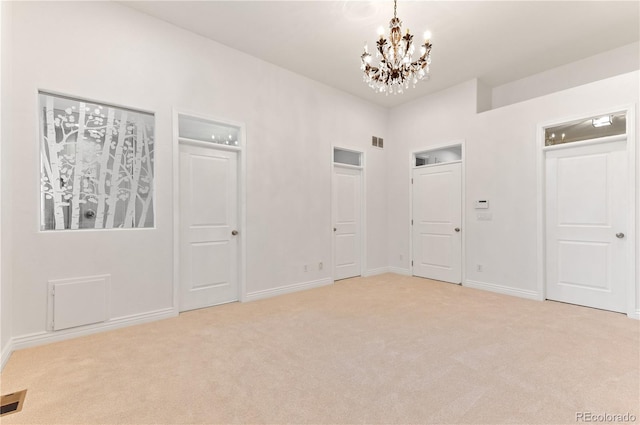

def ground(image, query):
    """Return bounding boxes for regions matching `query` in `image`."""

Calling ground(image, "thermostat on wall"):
[475,200,489,209]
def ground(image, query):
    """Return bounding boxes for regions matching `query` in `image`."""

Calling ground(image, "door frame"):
[409,140,466,282]
[172,109,247,314]
[536,104,637,318]
[331,145,366,281]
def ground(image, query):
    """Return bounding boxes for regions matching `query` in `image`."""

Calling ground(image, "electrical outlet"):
[476,264,483,272]
[318,262,323,270]
[304,264,308,272]
[399,254,404,261]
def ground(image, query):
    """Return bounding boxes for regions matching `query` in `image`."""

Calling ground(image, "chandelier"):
[360,0,433,95]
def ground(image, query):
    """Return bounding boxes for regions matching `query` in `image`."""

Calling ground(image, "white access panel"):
[48,275,109,331]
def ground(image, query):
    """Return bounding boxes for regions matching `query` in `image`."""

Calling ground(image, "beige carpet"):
[1,274,638,424]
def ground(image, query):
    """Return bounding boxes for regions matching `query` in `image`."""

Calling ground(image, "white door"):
[545,139,627,313]
[333,165,362,280]
[412,162,462,283]
[179,143,239,312]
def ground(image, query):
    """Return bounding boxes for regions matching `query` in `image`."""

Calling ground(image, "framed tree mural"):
[39,92,155,230]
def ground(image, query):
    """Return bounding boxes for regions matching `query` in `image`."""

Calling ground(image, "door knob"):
[616,232,625,239]
[454,228,460,232]
[231,230,239,236]
[333,227,337,232]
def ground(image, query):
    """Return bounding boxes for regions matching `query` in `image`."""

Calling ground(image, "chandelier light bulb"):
[377,26,385,37]
[424,31,432,42]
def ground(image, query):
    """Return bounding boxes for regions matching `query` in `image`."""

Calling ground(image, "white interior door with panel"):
[179,142,239,311]
[333,165,362,281]
[545,139,627,313]
[412,162,462,283]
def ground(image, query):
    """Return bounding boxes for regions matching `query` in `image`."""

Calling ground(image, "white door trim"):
[409,140,466,282]
[172,109,247,315]
[536,104,637,318]
[331,145,366,280]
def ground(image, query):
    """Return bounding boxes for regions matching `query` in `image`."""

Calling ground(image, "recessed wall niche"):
[39,92,155,230]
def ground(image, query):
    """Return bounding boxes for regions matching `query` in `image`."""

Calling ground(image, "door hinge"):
[411,219,413,225]
[411,178,414,184]
[411,260,414,266]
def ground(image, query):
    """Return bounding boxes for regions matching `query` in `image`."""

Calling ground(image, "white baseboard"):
[628,309,640,320]
[464,279,540,300]
[388,267,411,276]
[363,267,390,277]
[1,339,13,371]
[246,277,333,302]
[10,307,176,354]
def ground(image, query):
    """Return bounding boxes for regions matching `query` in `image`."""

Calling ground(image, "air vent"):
[372,136,384,148]
[1,389,27,417]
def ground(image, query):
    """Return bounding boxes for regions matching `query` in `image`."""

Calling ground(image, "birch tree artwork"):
[39,92,155,230]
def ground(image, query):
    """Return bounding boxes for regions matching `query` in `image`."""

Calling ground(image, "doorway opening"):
[174,112,246,312]
[411,142,464,284]
[539,108,636,316]
[332,147,365,281]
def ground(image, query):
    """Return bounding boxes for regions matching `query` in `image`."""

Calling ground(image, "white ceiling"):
[122,1,639,108]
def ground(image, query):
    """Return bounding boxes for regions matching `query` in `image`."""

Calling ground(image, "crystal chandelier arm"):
[365,65,379,75]
[377,38,390,64]
[402,33,413,57]
[420,41,432,60]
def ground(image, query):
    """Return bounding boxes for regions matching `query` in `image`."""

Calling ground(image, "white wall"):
[389,72,640,312]
[6,1,388,348]
[492,42,640,109]
[1,0,13,368]
[387,79,479,274]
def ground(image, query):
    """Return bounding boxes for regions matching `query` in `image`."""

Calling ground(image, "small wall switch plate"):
[474,200,489,209]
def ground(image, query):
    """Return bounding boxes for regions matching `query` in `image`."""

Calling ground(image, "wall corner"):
[475,78,493,113]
